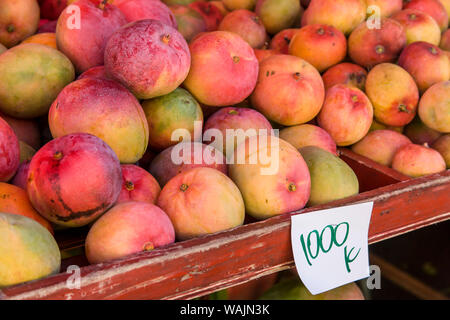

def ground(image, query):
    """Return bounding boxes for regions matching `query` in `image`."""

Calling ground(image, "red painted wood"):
[1,170,448,300]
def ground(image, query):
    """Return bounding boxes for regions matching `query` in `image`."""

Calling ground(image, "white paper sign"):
[291,202,373,295]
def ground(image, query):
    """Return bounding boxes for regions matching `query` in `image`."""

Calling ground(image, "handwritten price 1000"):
[299,222,361,273]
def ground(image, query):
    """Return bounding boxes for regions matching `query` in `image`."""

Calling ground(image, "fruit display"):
[0,0,449,301]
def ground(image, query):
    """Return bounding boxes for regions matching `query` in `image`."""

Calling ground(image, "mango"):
[0,44,75,119]
[203,106,273,157]
[22,32,57,49]
[392,9,442,46]
[348,18,406,69]
[183,31,258,107]
[365,63,419,127]
[255,0,301,35]
[170,5,207,43]
[117,164,161,205]
[289,24,347,73]
[85,201,175,264]
[317,84,373,146]
[418,81,450,133]
[189,1,224,32]
[351,130,412,166]
[0,183,53,234]
[116,0,177,28]
[218,9,267,49]
[142,88,203,151]
[56,0,127,73]
[0,116,20,182]
[279,124,337,155]
[0,213,60,288]
[19,141,35,164]
[269,28,298,54]
[149,142,227,187]
[0,112,41,150]
[105,19,190,100]
[251,54,325,126]
[392,143,446,177]
[0,0,40,48]
[27,133,123,228]
[366,0,402,18]
[302,0,366,36]
[299,146,359,207]
[222,0,256,11]
[322,63,367,92]
[404,116,442,145]
[404,0,449,32]
[157,167,245,240]
[398,42,450,94]
[48,78,149,164]
[229,135,311,220]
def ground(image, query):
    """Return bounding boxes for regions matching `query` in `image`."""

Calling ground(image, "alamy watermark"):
[367,5,382,30]
[66,265,81,290]
[65,5,81,30]
[367,264,381,289]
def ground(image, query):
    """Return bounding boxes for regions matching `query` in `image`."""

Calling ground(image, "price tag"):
[291,202,373,295]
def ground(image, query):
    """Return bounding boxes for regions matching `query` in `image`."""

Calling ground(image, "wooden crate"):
[1,149,449,300]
